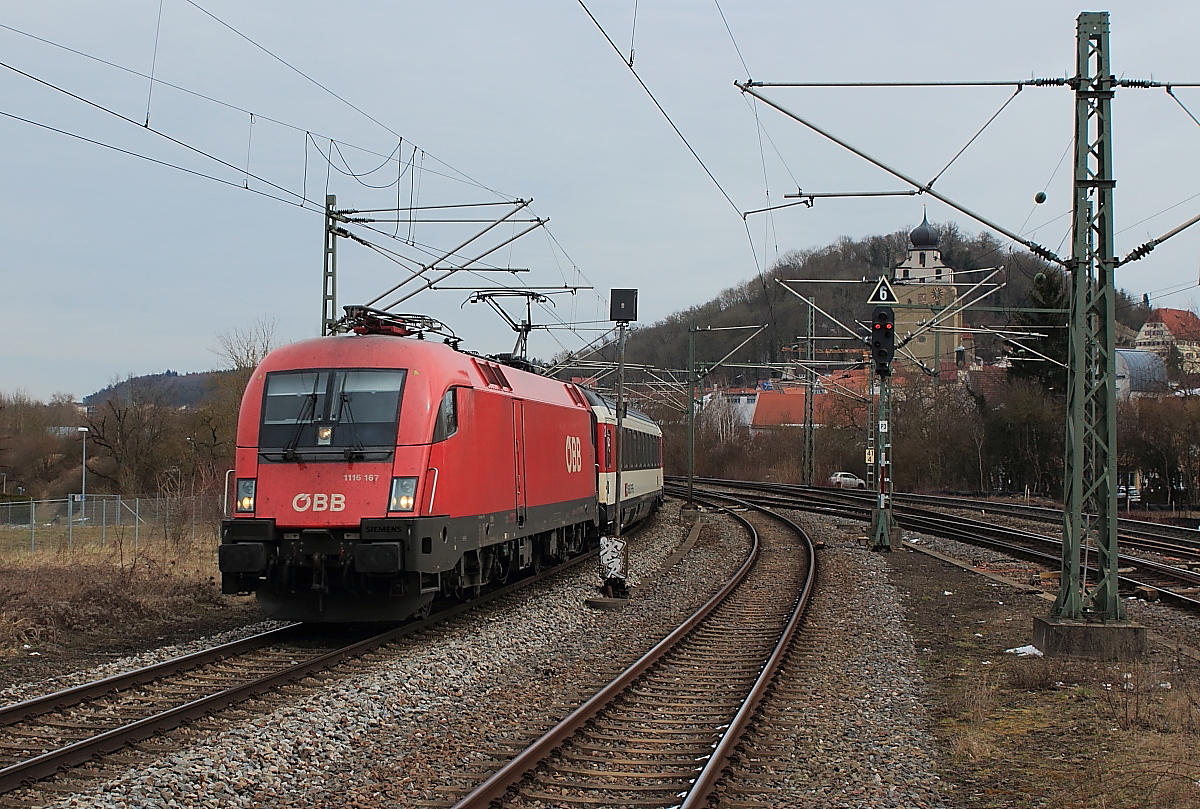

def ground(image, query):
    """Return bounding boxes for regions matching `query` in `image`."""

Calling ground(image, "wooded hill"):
[610,223,1150,384]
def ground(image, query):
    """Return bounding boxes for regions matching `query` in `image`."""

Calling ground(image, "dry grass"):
[1049,740,1200,809]
[946,657,1200,808]
[0,529,224,657]
[924,634,1200,808]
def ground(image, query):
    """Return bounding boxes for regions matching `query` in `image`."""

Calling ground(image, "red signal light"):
[871,305,895,376]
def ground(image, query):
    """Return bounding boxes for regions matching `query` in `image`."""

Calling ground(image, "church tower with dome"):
[891,213,972,374]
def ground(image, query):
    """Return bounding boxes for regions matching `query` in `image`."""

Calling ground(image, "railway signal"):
[871,306,895,376]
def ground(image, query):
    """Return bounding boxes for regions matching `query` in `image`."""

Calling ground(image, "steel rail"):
[451,493,786,809]
[0,623,306,725]
[0,624,408,791]
[0,547,600,794]
[678,479,1200,611]
[677,476,1200,555]
[679,491,817,808]
[892,510,1200,611]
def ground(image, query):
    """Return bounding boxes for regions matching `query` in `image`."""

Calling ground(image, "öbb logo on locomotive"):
[565,434,583,473]
[291,493,347,512]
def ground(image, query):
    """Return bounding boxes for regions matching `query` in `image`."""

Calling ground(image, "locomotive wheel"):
[495,547,514,584]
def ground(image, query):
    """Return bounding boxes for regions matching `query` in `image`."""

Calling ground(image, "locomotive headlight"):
[235,478,256,513]
[389,477,418,512]
[317,425,333,446]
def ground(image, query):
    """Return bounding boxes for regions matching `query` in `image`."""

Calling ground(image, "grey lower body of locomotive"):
[219,497,598,622]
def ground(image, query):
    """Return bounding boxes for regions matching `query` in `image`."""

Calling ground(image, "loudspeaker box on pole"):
[610,289,638,322]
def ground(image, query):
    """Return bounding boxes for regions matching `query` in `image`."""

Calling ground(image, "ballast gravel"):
[0,622,289,707]
[15,504,968,809]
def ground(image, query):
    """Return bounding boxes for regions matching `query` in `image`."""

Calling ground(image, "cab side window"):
[432,387,459,442]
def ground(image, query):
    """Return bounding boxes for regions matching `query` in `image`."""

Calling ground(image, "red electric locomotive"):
[219,308,662,622]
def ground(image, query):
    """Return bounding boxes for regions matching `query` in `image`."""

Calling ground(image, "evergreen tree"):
[1008,269,1069,394]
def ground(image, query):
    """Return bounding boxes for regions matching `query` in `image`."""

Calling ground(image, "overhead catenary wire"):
[574,0,741,217]
[737,80,1066,268]
[714,0,752,80]
[2,28,592,316]
[145,0,165,127]
[183,0,401,143]
[571,0,783,352]
[0,106,313,211]
[0,57,308,206]
[925,85,1024,189]
[0,14,614,363]
[328,139,407,188]
[0,20,501,198]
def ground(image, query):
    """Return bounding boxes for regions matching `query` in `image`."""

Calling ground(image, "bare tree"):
[213,318,278,371]
[86,377,184,496]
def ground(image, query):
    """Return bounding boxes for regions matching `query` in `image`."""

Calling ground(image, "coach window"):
[433,387,459,442]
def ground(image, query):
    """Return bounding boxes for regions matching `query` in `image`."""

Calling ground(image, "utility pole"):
[322,195,339,336]
[803,298,816,486]
[687,318,697,508]
[1036,11,1144,659]
[684,322,768,505]
[741,11,1159,658]
[1058,12,1120,621]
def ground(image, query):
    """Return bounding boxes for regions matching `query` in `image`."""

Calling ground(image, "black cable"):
[145,0,165,126]
[0,21,500,197]
[574,0,741,216]
[0,58,306,205]
[0,106,317,211]
[0,18,624,355]
[184,0,402,142]
[329,139,405,186]
[713,0,751,79]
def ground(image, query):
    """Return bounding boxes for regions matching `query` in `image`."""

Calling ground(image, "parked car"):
[1127,486,1140,503]
[829,471,867,489]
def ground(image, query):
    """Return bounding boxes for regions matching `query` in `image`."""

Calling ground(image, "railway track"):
[677,477,1200,611]
[0,621,453,798]
[443,490,815,809]
[0,548,600,801]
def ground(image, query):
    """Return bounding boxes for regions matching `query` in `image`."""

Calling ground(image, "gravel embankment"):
[734,513,950,809]
[0,621,288,707]
[6,504,1048,809]
[904,527,1200,656]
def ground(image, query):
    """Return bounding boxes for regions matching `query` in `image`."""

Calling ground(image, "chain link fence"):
[0,494,225,555]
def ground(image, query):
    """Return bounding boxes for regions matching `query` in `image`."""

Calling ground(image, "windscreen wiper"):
[282,379,321,461]
[337,387,366,461]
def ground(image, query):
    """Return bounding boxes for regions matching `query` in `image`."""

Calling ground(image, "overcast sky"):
[4,1,1200,401]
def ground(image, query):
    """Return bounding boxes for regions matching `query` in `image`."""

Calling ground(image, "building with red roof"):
[1134,308,1200,372]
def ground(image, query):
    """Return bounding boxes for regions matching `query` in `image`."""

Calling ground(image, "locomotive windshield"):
[259,368,405,461]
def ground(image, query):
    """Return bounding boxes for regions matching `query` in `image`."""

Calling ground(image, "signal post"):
[599,289,637,602]
[868,285,898,551]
